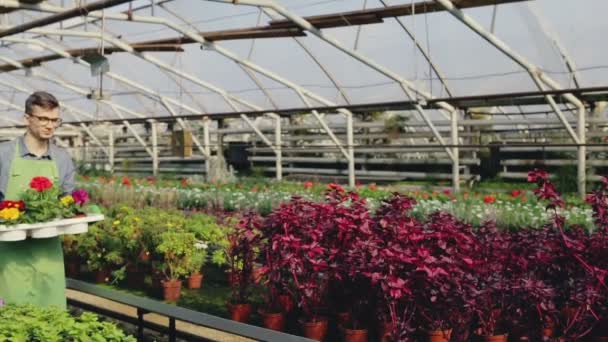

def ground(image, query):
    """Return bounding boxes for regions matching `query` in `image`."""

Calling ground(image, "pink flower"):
[72,189,89,206]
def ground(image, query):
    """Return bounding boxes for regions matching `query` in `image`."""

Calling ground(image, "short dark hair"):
[25,91,59,114]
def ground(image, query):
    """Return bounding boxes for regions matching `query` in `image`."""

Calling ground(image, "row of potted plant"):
[62,206,231,302]
[222,172,608,341]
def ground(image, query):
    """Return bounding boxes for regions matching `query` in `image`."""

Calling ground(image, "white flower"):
[194,241,208,250]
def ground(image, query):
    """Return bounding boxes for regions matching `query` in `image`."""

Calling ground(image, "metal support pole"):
[108,127,114,173]
[168,317,176,342]
[151,120,159,176]
[203,117,211,177]
[136,308,145,342]
[345,112,355,188]
[272,114,282,181]
[451,110,460,192]
[577,107,586,198]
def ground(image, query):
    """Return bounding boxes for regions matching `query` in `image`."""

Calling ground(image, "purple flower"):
[72,188,89,206]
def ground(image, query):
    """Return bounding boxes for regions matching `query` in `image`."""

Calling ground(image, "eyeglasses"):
[26,114,62,127]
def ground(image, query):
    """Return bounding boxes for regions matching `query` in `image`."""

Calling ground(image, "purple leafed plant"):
[227,211,262,305]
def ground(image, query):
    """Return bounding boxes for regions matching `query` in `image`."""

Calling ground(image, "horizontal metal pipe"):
[0,0,133,39]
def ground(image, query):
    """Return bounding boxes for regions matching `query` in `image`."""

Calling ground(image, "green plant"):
[76,219,124,275]
[186,213,230,267]
[0,304,135,341]
[18,177,64,223]
[188,249,207,275]
[156,230,197,281]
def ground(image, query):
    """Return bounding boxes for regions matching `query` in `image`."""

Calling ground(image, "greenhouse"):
[0,0,607,341]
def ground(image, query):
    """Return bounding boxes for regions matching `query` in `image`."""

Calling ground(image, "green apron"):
[0,142,66,308]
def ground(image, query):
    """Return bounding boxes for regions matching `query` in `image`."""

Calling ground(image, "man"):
[0,91,75,308]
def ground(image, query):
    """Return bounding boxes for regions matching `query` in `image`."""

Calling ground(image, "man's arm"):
[60,152,76,194]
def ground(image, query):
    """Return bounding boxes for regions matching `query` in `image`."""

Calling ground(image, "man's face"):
[25,105,61,140]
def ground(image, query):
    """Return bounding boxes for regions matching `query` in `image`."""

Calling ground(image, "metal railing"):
[66,279,314,342]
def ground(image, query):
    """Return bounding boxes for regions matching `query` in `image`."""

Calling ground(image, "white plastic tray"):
[0,214,104,242]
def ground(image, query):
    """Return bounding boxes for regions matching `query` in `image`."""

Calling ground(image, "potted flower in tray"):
[59,188,90,218]
[0,200,25,224]
[16,177,64,224]
[225,212,261,323]
[155,230,197,302]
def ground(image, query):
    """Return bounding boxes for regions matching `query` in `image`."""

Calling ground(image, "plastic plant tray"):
[0,214,104,242]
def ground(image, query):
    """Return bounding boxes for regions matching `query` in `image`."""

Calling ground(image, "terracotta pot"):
[65,260,80,278]
[260,310,286,331]
[187,273,204,289]
[428,329,452,342]
[278,294,294,313]
[301,318,329,342]
[378,321,395,342]
[336,311,351,329]
[343,328,368,342]
[161,279,182,302]
[482,334,508,342]
[94,268,111,284]
[229,303,253,323]
[542,327,555,338]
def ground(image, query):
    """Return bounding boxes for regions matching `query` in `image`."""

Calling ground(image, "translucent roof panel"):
[0,0,605,124]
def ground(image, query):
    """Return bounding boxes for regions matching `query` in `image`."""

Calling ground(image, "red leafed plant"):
[523,169,606,340]
[263,195,332,322]
[411,211,481,341]
[227,211,262,305]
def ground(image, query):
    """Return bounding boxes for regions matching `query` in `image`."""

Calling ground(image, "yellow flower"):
[60,195,75,206]
[113,220,120,226]
[0,208,20,221]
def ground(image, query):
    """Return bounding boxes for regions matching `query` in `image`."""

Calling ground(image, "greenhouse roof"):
[0,0,606,126]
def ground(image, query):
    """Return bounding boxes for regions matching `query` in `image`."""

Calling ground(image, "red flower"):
[82,175,90,180]
[327,183,344,192]
[483,195,496,204]
[355,181,362,188]
[0,200,25,211]
[369,183,377,191]
[121,176,131,186]
[443,189,452,196]
[303,181,314,189]
[180,178,188,187]
[510,189,522,197]
[30,176,53,192]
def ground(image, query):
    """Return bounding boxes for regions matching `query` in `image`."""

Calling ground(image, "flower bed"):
[79,176,593,229]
